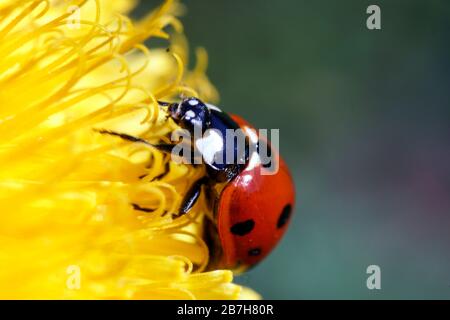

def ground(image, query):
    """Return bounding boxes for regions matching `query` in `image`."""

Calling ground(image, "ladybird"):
[98,97,295,272]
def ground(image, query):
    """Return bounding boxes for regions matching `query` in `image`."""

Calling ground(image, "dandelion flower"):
[0,0,259,299]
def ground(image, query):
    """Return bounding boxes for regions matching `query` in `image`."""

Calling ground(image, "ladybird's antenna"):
[157,100,171,107]
[157,100,176,120]
[94,129,176,154]
[94,129,154,146]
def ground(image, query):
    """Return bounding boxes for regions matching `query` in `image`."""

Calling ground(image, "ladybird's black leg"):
[172,177,209,219]
[157,100,171,107]
[95,129,176,154]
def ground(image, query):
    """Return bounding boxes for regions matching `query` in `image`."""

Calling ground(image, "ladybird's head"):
[168,97,211,132]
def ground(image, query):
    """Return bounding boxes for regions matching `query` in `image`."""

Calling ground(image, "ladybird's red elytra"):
[97,97,295,272]
[215,114,295,271]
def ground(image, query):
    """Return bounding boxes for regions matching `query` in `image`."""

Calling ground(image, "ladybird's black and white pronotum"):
[98,97,295,272]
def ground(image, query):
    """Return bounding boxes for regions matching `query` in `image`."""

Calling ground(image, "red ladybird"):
[98,97,295,272]
[214,114,295,271]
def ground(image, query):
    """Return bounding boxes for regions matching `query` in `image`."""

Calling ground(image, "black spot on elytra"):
[230,219,255,236]
[277,204,292,228]
[248,248,261,256]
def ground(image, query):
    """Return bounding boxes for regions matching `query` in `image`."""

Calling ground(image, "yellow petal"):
[0,0,256,300]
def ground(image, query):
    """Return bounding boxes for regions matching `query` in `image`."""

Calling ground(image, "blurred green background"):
[137,0,450,299]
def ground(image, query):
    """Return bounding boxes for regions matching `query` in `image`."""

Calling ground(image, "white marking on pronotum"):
[185,110,195,120]
[195,129,224,165]
[188,99,199,106]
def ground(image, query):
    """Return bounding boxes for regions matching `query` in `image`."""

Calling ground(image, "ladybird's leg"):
[172,177,210,219]
[157,100,171,107]
[96,129,198,170]
[95,129,176,154]
[98,128,197,165]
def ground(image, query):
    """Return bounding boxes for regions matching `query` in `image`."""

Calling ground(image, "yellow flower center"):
[0,0,258,299]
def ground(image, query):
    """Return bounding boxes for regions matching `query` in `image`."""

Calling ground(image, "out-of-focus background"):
[137,1,450,299]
